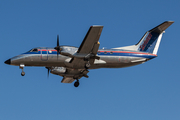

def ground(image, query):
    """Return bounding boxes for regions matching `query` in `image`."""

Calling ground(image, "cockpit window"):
[32,48,38,52]
[29,48,38,52]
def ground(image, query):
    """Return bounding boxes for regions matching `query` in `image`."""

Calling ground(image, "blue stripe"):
[98,52,156,59]
[23,51,156,59]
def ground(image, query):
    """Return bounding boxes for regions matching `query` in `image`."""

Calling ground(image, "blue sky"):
[0,0,180,120]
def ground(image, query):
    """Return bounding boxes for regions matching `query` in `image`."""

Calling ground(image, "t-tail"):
[114,21,174,55]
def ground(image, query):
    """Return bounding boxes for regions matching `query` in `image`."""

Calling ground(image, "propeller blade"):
[54,35,62,59]
[57,35,59,46]
[48,68,50,78]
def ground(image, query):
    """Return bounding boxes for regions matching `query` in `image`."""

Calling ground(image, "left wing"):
[61,69,89,83]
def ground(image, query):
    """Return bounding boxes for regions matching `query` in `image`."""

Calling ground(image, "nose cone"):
[4,59,11,65]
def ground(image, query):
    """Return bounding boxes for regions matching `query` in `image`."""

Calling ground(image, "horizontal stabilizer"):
[149,21,174,33]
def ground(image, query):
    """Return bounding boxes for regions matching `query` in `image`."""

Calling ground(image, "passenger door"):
[41,49,48,61]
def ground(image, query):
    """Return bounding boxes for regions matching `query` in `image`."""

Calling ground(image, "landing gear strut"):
[19,64,25,76]
[74,79,79,87]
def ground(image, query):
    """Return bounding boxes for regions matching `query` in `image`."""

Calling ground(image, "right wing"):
[67,26,103,69]
[77,25,103,54]
[61,26,103,59]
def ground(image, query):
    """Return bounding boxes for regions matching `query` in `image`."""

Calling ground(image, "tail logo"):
[139,33,152,51]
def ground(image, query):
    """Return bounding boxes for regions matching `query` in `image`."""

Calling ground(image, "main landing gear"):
[74,79,79,87]
[19,64,25,76]
[21,71,25,76]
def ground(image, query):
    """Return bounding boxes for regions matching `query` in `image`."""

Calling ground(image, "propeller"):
[54,35,62,58]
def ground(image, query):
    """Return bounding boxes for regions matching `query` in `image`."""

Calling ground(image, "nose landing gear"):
[19,64,25,76]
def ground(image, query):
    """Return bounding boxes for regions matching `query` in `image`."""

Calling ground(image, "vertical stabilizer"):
[137,21,174,54]
[152,32,163,54]
[113,21,174,54]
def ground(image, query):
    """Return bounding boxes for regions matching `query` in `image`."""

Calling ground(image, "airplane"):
[4,21,174,87]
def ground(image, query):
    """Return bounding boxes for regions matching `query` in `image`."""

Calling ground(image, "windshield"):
[28,48,38,52]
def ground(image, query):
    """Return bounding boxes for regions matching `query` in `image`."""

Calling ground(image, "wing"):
[46,67,89,83]
[77,25,103,54]
[61,69,89,83]
[67,26,103,68]
[60,26,103,83]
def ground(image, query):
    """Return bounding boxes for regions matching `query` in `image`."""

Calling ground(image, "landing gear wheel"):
[74,81,79,87]
[21,71,25,76]
[85,62,90,69]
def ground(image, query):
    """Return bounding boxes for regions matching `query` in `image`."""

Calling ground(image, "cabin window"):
[110,51,113,54]
[104,51,107,54]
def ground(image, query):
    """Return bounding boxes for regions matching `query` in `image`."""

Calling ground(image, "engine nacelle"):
[50,67,66,75]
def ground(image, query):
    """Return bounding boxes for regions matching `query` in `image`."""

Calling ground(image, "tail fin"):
[113,21,174,54]
[136,21,174,54]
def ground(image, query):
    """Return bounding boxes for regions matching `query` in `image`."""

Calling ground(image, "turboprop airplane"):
[4,21,174,87]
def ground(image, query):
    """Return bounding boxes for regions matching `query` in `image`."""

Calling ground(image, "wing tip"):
[164,21,174,23]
